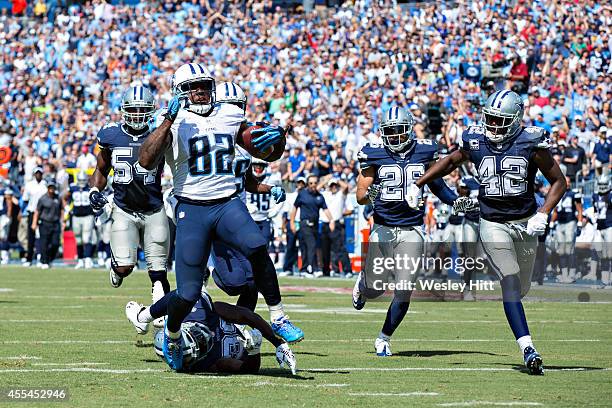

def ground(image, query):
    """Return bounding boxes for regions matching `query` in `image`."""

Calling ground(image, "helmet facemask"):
[380,123,414,152]
[175,78,215,115]
[181,322,214,368]
[121,103,154,131]
[598,177,610,195]
[252,162,268,178]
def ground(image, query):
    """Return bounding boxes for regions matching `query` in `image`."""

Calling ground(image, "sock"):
[378,331,391,341]
[151,290,174,319]
[500,275,530,340]
[517,335,534,353]
[559,255,567,277]
[237,286,258,311]
[137,307,153,323]
[269,302,285,321]
[463,268,473,286]
[148,270,171,294]
[247,247,282,306]
[381,295,411,337]
[166,291,195,334]
[77,245,84,259]
[84,243,93,258]
[165,327,181,340]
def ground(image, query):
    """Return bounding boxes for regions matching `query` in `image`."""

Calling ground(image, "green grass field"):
[1,266,611,407]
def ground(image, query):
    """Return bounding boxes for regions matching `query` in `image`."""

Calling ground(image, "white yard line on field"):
[32,362,109,366]
[305,339,602,343]
[293,319,609,324]
[3,319,123,323]
[0,368,162,374]
[0,288,14,292]
[349,392,440,397]
[437,402,543,407]
[306,367,610,372]
[0,340,133,344]
[0,356,41,360]
[251,381,349,388]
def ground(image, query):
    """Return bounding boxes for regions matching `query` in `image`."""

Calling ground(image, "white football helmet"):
[216,81,247,112]
[251,157,268,178]
[172,63,215,115]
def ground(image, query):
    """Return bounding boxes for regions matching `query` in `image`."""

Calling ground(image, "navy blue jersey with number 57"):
[96,123,164,213]
[461,125,550,223]
[358,140,439,227]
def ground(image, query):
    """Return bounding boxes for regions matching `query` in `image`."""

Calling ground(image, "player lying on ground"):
[414,90,567,375]
[125,291,297,375]
[138,63,302,371]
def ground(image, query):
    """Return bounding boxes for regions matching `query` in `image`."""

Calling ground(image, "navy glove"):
[89,188,109,212]
[163,96,182,122]
[251,125,284,151]
[271,186,286,204]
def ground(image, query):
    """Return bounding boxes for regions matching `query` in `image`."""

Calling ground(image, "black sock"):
[166,292,195,333]
[500,275,530,339]
[381,294,411,336]
[148,270,171,293]
[77,245,83,259]
[236,285,259,311]
[247,247,281,306]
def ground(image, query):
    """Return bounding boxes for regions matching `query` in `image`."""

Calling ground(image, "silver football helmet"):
[379,106,415,152]
[153,321,214,367]
[120,85,155,130]
[216,81,247,112]
[251,157,268,178]
[481,90,524,143]
[597,175,610,194]
[76,171,88,187]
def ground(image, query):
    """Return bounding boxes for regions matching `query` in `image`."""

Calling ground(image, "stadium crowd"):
[0,0,610,279]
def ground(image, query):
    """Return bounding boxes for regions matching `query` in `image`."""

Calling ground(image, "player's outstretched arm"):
[139,119,172,170]
[213,302,284,348]
[91,148,112,191]
[533,149,567,214]
[427,176,458,206]
[356,167,376,205]
[415,149,468,188]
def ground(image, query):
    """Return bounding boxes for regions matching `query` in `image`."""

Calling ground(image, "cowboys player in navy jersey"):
[415,90,567,374]
[593,176,612,286]
[551,177,583,282]
[65,171,96,269]
[124,290,296,375]
[138,64,302,371]
[89,85,171,300]
[352,106,463,357]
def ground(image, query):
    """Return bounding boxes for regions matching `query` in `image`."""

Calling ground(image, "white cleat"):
[151,281,165,329]
[352,274,366,310]
[22,261,31,267]
[75,259,84,269]
[84,258,94,269]
[40,264,49,270]
[313,271,324,278]
[125,301,149,335]
[463,289,475,301]
[109,269,123,288]
[375,337,392,357]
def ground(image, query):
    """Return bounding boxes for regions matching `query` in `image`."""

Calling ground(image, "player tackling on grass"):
[413,90,567,375]
[138,63,303,371]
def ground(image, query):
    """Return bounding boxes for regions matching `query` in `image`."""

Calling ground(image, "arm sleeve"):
[427,178,458,206]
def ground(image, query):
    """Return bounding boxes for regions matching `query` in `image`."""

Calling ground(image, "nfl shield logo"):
[469,139,479,150]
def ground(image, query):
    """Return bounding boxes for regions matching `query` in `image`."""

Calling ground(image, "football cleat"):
[271,316,304,344]
[523,346,544,375]
[75,259,84,269]
[463,289,475,301]
[352,275,366,310]
[162,323,184,371]
[40,263,49,270]
[84,257,94,269]
[125,301,149,335]
[375,337,392,357]
[151,281,165,328]
[109,268,123,288]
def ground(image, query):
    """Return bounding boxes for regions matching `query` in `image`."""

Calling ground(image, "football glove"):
[526,212,548,236]
[237,328,263,356]
[406,183,423,209]
[89,188,109,212]
[452,197,479,215]
[366,183,381,205]
[275,343,297,375]
[271,186,286,204]
[163,96,182,122]
[251,125,284,151]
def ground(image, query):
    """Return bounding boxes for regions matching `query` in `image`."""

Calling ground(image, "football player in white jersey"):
[139,64,302,371]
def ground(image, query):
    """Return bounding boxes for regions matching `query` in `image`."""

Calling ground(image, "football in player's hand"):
[240,124,275,160]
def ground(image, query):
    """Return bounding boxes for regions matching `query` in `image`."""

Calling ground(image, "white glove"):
[452,197,478,215]
[366,183,381,205]
[275,343,297,375]
[237,327,262,356]
[526,212,548,236]
[406,183,422,209]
